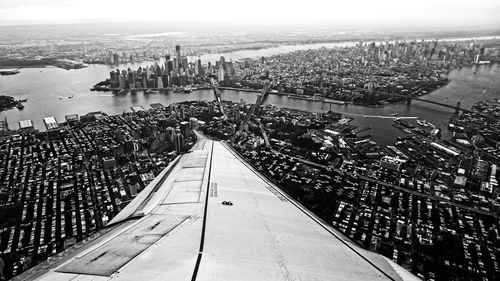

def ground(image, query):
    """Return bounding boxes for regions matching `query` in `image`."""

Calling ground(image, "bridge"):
[392,92,471,114]
[393,93,471,113]
[232,79,277,142]
[210,78,227,119]
[369,87,472,114]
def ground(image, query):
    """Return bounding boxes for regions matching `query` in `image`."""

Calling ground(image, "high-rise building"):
[118,75,126,89]
[167,60,174,74]
[180,121,189,139]
[113,53,119,64]
[179,107,185,120]
[226,62,234,77]
[218,67,225,82]
[173,58,178,74]
[189,117,198,130]
[161,74,169,88]
[128,71,136,89]
[110,71,118,82]
[182,57,188,72]
[166,127,176,143]
[189,105,196,117]
[174,133,184,154]
[208,103,215,115]
[175,45,182,69]
[195,59,203,76]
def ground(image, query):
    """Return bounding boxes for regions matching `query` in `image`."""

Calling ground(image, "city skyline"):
[0,0,499,30]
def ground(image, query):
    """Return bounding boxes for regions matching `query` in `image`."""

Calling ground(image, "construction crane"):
[210,78,227,119]
[231,79,277,142]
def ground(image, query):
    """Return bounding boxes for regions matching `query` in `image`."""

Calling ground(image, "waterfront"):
[0,45,499,146]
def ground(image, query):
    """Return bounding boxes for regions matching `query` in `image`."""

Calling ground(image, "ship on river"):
[416,117,436,128]
[0,69,21,76]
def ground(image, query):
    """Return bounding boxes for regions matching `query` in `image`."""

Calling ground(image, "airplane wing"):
[17,136,420,281]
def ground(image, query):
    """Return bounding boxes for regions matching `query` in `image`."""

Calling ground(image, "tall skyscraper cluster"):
[356,39,494,67]
[108,45,205,89]
[212,56,234,82]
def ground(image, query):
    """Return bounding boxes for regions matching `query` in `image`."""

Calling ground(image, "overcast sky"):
[0,0,499,29]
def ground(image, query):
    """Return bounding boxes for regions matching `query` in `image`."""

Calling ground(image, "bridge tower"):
[455,101,461,114]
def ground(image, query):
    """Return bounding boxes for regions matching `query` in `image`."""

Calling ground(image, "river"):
[1,42,499,146]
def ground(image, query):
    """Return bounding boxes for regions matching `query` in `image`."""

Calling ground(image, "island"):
[0,95,18,112]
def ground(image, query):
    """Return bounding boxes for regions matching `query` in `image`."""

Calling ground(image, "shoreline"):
[91,79,454,112]
[217,85,449,109]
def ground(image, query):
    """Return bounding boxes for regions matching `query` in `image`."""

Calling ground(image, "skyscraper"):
[157,77,163,88]
[118,75,126,89]
[110,71,118,82]
[218,67,225,82]
[179,106,185,120]
[166,127,175,143]
[113,53,119,64]
[189,117,198,130]
[182,57,188,72]
[196,59,203,76]
[167,60,174,74]
[180,121,190,139]
[174,133,184,154]
[208,103,215,115]
[226,62,234,77]
[175,45,182,69]
[161,74,169,88]
[173,58,178,74]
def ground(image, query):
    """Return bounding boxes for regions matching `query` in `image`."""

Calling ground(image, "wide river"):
[1,42,499,146]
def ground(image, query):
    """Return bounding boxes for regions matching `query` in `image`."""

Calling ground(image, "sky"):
[0,0,499,30]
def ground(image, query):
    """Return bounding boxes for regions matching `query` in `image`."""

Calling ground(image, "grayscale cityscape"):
[0,1,499,280]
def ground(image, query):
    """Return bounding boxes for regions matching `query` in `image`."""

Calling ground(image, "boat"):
[0,69,20,76]
[288,95,319,101]
[323,98,346,105]
[394,118,414,128]
[183,87,192,93]
[16,103,24,109]
[416,118,430,127]
[390,113,399,117]
[18,98,28,102]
